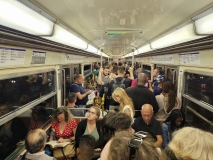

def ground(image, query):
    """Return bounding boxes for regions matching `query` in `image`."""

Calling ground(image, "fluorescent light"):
[0,0,53,35]
[137,44,152,54]
[194,12,213,34]
[86,44,98,53]
[151,23,202,48]
[42,25,87,50]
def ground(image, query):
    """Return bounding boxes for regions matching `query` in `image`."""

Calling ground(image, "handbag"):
[53,143,75,160]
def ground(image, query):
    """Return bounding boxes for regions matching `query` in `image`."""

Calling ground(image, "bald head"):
[25,129,47,154]
[138,73,147,85]
[141,104,154,124]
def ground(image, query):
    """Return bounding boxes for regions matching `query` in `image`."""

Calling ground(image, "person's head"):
[0,103,13,116]
[87,106,100,121]
[118,62,123,66]
[20,95,30,105]
[112,66,118,74]
[137,73,147,85]
[117,66,126,76]
[67,92,77,104]
[101,112,132,142]
[75,74,85,84]
[66,74,70,82]
[102,66,109,76]
[52,107,73,123]
[77,135,95,160]
[165,109,184,131]
[169,127,213,160]
[93,96,102,106]
[153,68,160,77]
[25,129,48,154]
[112,88,135,115]
[141,104,154,124]
[32,106,48,123]
[94,64,100,70]
[108,131,134,160]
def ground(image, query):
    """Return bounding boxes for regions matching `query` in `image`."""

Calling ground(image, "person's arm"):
[161,123,169,148]
[154,135,163,148]
[76,91,90,100]
[124,108,131,117]
[70,128,76,141]
[150,93,159,113]
[75,120,86,148]
[97,67,104,85]
[128,67,134,80]
[131,119,138,132]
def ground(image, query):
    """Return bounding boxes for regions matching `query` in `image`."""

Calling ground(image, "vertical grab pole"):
[62,69,66,106]
[101,50,103,67]
[132,49,134,66]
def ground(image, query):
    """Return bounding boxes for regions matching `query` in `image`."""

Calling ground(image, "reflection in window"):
[84,65,91,76]
[142,65,151,77]
[185,72,213,105]
[184,98,213,133]
[166,68,173,82]
[0,71,55,118]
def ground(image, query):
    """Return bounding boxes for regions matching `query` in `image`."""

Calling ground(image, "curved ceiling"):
[28,0,213,57]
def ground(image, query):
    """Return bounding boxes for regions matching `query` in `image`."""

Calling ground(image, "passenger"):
[77,135,96,160]
[161,109,185,148]
[91,96,107,117]
[107,66,133,111]
[168,127,213,160]
[29,106,49,131]
[149,68,163,95]
[50,107,77,160]
[65,74,71,97]
[0,103,27,160]
[155,81,181,121]
[66,92,80,116]
[109,66,118,81]
[97,66,110,88]
[132,104,163,147]
[15,129,56,160]
[70,74,90,116]
[112,88,135,121]
[19,94,30,105]
[126,73,159,118]
[75,106,104,158]
[100,112,133,160]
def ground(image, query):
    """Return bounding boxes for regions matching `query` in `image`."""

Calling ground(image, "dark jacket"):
[126,84,159,118]
[75,119,104,149]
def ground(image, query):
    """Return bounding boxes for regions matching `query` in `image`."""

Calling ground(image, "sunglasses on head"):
[128,131,148,159]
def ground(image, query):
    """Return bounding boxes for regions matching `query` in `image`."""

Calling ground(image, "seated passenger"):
[75,106,104,155]
[112,88,135,121]
[15,129,56,160]
[29,106,49,131]
[50,107,77,146]
[155,81,181,121]
[168,127,213,160]
[66,92,80,116]
[162,109,185,148]
[87,96,106,118]
[77,135,96,160]
[0,103,27,160]
[132,104,163,147]
[100,112,134,160]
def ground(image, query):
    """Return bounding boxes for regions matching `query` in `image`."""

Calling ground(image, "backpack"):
[111,78,126,93]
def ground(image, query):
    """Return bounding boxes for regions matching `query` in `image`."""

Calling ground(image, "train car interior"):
[1,0,213,159]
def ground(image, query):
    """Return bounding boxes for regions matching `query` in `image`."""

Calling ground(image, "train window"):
[184,98,213,133]
[0,103,54,159]
[142,65,151,77]
[0,71,55,119]
[74,65,79,75]
[185,72,213,106]
[84,65,91,76]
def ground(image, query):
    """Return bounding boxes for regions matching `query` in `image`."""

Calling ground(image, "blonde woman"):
[112,88,135,120]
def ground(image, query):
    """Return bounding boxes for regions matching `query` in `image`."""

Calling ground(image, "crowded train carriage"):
[1,0,213,160]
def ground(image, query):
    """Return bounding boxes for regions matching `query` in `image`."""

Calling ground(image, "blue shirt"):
[70,83,88,105]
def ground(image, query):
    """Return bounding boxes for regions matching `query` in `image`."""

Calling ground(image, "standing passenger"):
[70,74,90,116]
[149,68,163,95]
[126,73,159,118]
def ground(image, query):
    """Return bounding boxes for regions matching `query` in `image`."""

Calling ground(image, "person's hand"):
[95,148,101,152]
[129,128,135,134]
[86,90,91,95]
[100,67,103,73]
[128,66,133,73]
[57,138,66,143]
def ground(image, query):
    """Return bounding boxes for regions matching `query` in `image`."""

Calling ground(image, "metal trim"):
[0,68,55,80]
[0,92,56,126]
[183,94,213,113]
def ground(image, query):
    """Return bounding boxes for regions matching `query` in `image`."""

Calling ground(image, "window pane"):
[0,71,55,118]
[84,65,91,76]
[184,98,213,133]
[142,65,151,77]
[185,72,213,105]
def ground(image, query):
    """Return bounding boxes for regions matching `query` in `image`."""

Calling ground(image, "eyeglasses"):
[88,110,96,115]
[128,131,148,160]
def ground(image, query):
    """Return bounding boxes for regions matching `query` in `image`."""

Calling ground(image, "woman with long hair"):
[155,81,181,121]
[161,109,185,148]
[112,88,135,120]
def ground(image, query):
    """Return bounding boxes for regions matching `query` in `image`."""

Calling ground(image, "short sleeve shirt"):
[132,117,162,140]
[70,83,88,105]
[51,119,77,139]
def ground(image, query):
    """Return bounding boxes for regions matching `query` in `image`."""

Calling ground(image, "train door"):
[61,65,71,106]
[165,65,179,91]
[142,63,154,81]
